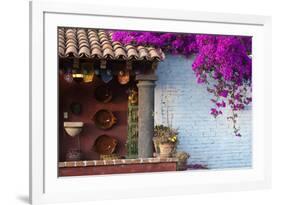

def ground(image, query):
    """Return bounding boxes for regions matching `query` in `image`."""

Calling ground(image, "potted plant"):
[175,151,190,171]
[153,125,178,158]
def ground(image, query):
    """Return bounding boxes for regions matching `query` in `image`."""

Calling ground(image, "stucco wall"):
[155,55,252,169]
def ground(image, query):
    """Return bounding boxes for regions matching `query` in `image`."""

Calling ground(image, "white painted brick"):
[155,55,252,169]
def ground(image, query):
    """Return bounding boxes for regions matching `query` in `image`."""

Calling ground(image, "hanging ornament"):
[64,68,73,83]
[83,71,94,83]
[100,69,113,83]
[82,63,94,83]
[118,70,130,85]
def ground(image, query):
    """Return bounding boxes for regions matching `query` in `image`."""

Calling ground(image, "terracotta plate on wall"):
[94,85,113,103]
[92,109,117,130]
[93,135,118,155]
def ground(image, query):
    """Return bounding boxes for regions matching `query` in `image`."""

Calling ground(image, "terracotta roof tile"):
[58,27,165,61]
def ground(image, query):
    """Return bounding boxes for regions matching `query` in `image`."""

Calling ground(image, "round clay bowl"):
[64,122,84,137]
[93,135,118,155]
[92,109,117,130]
[94,85,112,103]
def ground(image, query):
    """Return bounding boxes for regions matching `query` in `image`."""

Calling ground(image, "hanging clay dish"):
[94,85,113,103]
[92,109,117,130]
[93,135,118,155]
[117,70,130,85]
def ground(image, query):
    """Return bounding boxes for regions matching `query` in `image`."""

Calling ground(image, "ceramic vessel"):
[92,109,117,130]
[159,143,174,158]
[64,122,84,137]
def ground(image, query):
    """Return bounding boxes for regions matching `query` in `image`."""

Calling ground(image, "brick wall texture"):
[155,55,252,169]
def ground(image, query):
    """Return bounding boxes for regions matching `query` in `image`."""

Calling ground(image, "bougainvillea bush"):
[112,31,252,136]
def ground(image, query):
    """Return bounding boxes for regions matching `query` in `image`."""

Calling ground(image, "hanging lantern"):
[81,62,94,83]
[83,71,94,83]
[118,70,130,85]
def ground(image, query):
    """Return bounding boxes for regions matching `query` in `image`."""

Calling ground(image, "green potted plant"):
[153,125,178,158]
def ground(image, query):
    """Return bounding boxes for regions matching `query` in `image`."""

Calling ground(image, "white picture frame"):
[29,0,272,204]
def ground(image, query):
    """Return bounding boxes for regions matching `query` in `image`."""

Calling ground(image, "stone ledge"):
[59,157,178,168]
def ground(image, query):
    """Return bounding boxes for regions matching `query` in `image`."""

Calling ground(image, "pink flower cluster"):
[112,31,252,136]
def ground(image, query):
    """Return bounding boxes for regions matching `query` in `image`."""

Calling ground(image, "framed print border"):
[30,0,272,204]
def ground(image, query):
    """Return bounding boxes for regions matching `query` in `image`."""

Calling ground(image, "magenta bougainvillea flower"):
[112,31,252,136]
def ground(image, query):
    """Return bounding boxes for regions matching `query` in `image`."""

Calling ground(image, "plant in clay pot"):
[175,151,190,171]
[154,125,178,158]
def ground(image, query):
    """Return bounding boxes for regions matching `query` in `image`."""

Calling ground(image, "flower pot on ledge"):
[175,151,190,171]
[159,143,175,158]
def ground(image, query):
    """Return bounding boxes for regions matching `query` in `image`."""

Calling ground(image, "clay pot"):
[117,70,130,85]
[159,143,175,158]
[175,151,190,171]
[92,109,117,130]
[94,85,113,103]
[177,160,187,171]
[93,135,118,155]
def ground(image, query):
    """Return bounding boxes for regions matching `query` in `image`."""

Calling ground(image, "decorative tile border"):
[59,157,178,168]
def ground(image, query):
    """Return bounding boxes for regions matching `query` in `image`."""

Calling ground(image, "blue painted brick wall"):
[155,55,252,169]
